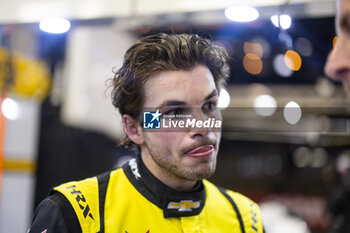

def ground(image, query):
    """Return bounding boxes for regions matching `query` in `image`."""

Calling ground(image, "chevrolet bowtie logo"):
[167,200,200,212]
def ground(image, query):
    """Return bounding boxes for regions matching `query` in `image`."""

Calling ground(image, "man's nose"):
[191,110,210,136]
[324,36,350,82]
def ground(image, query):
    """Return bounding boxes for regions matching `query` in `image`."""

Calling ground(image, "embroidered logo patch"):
[250,203,258,232]
[167,200,200,212]
[129,158,141,179]
[65,185,94,220]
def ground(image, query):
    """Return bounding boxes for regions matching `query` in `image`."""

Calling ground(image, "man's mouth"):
[185,145,214,158]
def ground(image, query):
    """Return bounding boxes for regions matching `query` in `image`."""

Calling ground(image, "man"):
[29,33,264,232]
[325,1,350,232]
[324,0,350,93]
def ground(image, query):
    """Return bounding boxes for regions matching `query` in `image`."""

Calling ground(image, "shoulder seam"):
[216,186,246,233]
[96,171,111,233]
[49,192,82,233]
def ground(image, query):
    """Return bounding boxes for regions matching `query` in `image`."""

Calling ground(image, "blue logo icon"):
[143,109,161,129]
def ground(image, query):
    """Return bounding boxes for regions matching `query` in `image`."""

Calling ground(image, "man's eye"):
[202,101,217,112]
[340,16,350,35]
[167,108,187,115]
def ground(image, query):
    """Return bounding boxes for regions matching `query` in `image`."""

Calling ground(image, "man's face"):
[325,0,350,94]
[141,65,221,182]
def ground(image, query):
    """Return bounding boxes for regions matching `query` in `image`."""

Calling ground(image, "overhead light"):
[1,98,20,120]
[39,17,71,34]
[253,95,277,117]
[218,88,231,110]
[284,50,302,71]
[271,14,292,30]
[295,37,313,57]
[273,54,293,77]
[283,101,302,125]
[225,6,259,22]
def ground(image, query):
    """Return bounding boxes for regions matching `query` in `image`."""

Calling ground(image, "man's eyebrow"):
[158,100,187,108]
[157,90,218,108]
[205,90,218,101]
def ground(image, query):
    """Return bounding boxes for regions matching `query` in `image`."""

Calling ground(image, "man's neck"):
[140,152,197,192]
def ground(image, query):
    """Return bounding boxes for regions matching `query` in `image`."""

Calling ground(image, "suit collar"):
[123,156,206,218]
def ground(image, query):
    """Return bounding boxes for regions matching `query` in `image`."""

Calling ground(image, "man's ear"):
[122,114,144,145]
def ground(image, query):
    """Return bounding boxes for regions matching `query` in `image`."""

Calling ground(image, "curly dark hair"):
[110,33,230,148]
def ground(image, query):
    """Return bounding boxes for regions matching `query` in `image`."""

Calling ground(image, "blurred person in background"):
[28,33,264,232]
[325,0,350,232]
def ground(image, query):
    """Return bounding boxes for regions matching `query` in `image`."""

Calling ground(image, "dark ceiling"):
[138,16,336,85]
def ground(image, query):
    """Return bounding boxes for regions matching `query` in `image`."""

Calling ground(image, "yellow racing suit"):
[29,156,264,233]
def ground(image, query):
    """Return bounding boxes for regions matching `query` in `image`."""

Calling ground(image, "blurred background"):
[0,0,349,232]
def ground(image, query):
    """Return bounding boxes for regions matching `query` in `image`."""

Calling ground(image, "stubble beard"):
[144,139,217,182]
